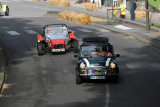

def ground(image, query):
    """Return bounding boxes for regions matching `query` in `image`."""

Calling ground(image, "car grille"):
[54,44,63,49]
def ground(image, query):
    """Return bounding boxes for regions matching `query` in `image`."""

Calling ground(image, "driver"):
[46,28,51,35]
[90,48,100,57]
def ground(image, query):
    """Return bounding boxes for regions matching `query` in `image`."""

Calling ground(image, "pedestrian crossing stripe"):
[24,30,37,34]
[3,28,109,36]
[7,31,20,35]
[78,29,93,33]
[96,28,110,32]
[114,25,132,30]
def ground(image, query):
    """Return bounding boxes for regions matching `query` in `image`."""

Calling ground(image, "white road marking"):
[78,29,93,32]
[7,31,20,35]
[114,25,132,30]
[2,27,9,29]
[105,85,110,107]
[5,0,31,2]
[24,30,37,34]
[96,28,110,32]
[13,0,22,2]
[98,35,108,37]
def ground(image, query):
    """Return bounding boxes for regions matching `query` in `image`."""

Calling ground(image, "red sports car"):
[37,24,78,55]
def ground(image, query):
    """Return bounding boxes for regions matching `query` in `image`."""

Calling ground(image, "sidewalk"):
[0,48,6,93]
[69,1,160,51]
[69,1,160,32]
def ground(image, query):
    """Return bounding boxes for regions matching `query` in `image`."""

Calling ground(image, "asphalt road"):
[0,0,160,107]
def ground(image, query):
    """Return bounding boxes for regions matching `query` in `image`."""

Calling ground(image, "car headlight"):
[110,63,116,69]
[80,63,85,69]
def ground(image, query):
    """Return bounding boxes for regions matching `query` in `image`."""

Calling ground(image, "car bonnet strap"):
[83,58,90,67]
[105,58,111,66]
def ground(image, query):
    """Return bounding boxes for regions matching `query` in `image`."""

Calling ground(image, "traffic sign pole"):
[131,0,135,20]
[146,0,150,30]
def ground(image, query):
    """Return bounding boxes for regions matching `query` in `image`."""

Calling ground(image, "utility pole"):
[146,0,150,30]
[111,0,113,18]
[131,0,135,20]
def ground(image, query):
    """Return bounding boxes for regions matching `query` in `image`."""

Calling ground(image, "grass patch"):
[149,0,160,8]
[141,0,160,8]
[144,22,160,28]
[151,23,160,28]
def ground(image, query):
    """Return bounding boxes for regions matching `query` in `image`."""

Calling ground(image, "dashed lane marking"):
[24,30,37,35]
[105,85,110,107]
[6,31,20,35]
[114,25,132,30]
[96,28,111,32]
[78,29,93,33]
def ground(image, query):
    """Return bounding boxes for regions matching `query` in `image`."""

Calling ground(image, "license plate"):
[90,76,106,79]
[52,49,65,52]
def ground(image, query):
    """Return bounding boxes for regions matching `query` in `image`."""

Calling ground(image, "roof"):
[81,42,112,47]
[82,37,109,43]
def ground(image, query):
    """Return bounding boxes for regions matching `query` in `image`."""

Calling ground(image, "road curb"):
[89,22,160,52]
[0,48,6,93]
[123,19,160,33]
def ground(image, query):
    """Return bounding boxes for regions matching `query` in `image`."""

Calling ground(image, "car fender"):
[69,32,76,39]
[37,34,44,42]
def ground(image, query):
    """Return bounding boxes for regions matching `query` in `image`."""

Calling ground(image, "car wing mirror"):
[74,54,78,58]
[115,54,120,57]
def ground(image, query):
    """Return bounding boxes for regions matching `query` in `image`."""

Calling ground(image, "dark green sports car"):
[74,37,120,84]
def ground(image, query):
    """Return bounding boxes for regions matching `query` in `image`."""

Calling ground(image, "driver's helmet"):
[46,28,51,33]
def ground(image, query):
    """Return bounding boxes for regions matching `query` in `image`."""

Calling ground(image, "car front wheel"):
[110,75,119,83]
[37,42,44,56]
[73,40,78,53]
[76,75,82,84]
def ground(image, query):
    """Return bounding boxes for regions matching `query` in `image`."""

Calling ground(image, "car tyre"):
[73,40,78,53]
[76,75,82,84]
[5,7,9,16]
[37,42,44,56]
[111,76,119,83]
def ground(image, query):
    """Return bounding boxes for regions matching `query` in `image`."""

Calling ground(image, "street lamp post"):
[146,0,150,30]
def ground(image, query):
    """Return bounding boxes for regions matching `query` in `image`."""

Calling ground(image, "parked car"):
[37,24,78,55]
[74,37,120,84]
[0,1,9,16]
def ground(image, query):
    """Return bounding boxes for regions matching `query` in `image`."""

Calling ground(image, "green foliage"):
[151,23,160,28]
[148,0,160,8]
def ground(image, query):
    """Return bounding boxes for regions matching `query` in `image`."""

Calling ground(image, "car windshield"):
[80,45,113,58]
[45,27,68,39]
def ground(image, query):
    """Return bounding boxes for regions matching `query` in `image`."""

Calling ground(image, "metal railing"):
[107,9,122,24]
